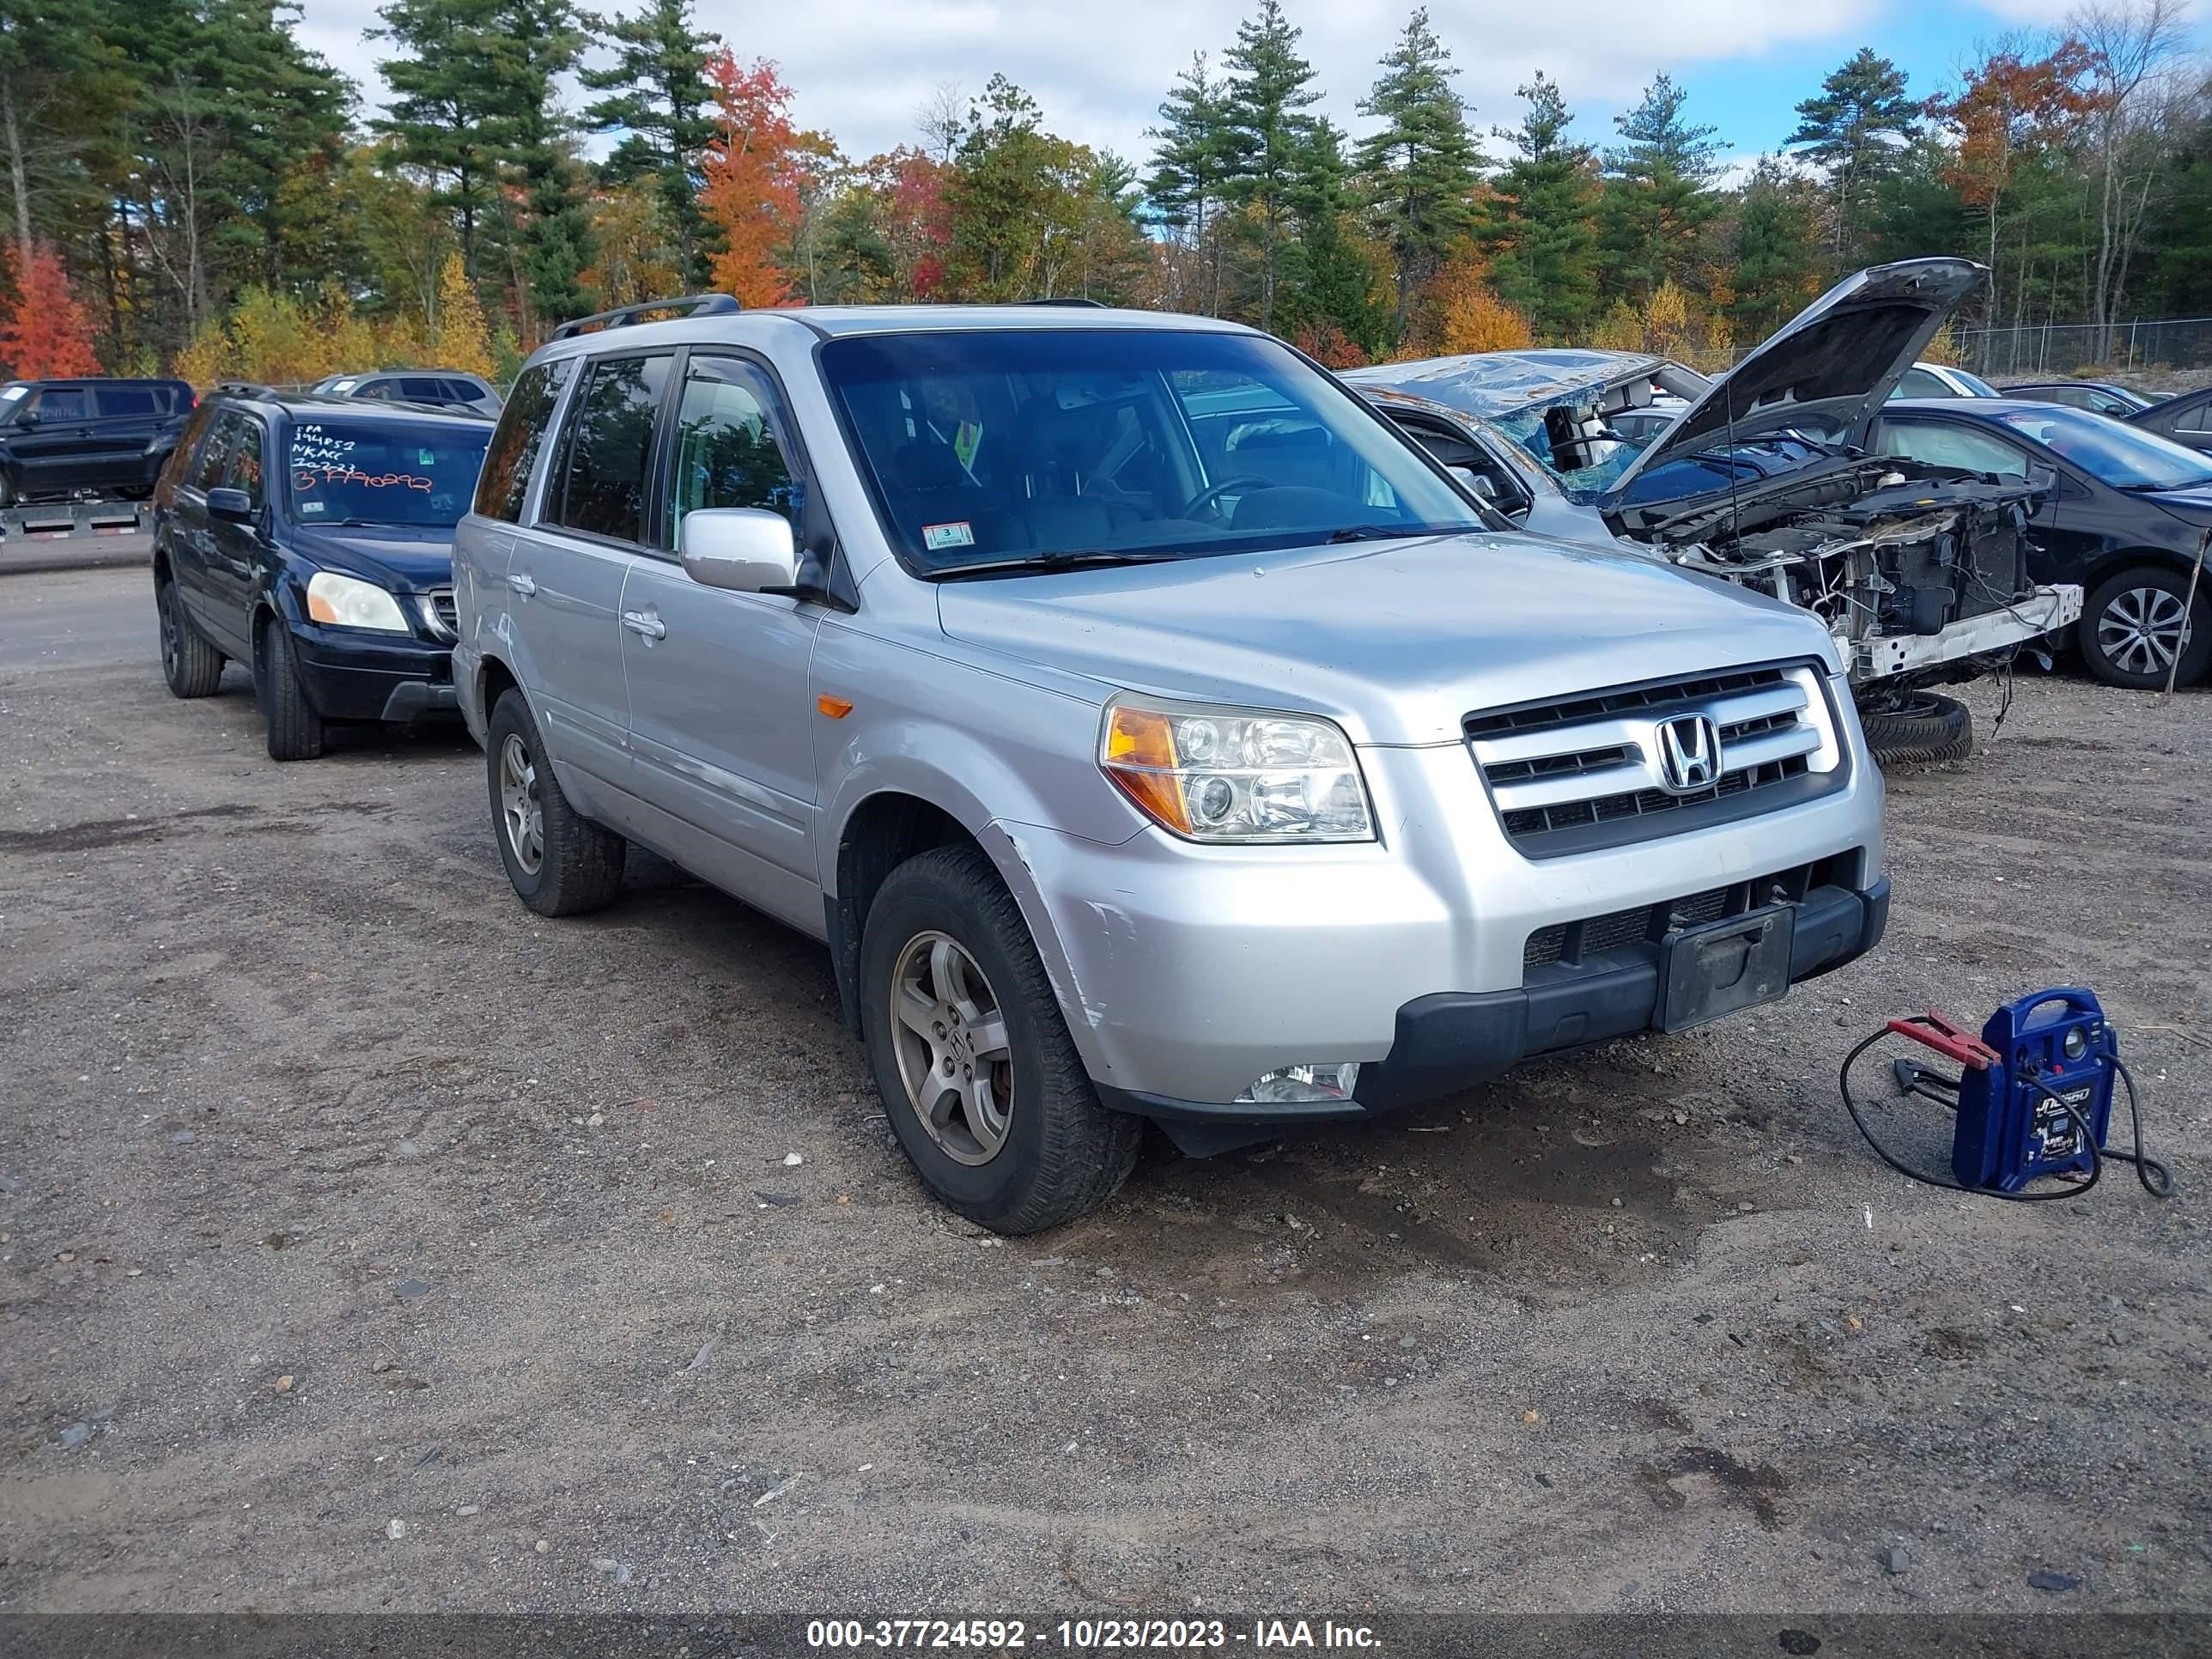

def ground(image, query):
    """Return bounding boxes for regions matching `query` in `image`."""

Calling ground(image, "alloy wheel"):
[2099,586,2191,677]
[888,930,1015,1166]
[498,733,544,875]
[159,587,181,684]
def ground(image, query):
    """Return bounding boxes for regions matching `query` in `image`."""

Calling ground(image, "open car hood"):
[1606,258,1986,501]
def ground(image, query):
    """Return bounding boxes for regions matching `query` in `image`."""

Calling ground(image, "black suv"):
[0,378,196,506]
[151,387,493,760]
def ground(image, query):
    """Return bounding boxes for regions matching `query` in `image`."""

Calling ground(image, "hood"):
[2138,484,2212,524]
[1608,258,1985,501]
[934,534,1837,747]
[1343,349,1677,422]
[287,523,457,590]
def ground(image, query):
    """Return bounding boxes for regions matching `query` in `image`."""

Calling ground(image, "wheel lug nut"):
[941,1057,955,1076]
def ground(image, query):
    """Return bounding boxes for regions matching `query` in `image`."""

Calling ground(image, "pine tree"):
[1726,155,1820,341]
[1788,47,1918,261]
[487,0,597,328]
[1279,119,1387,357]
[1598,74,1723,306]
[373,0,506,274]
[1145,52,1234,314]
[1354,6,1480,334]
[1219,0,1322,335]
[580,0,723,288]
[1484,73,1597,342]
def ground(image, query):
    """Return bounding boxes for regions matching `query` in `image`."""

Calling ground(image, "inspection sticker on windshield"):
[922,520,975,551]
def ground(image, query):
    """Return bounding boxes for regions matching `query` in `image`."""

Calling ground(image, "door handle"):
[621,610,666,641]
[507,572,537,597]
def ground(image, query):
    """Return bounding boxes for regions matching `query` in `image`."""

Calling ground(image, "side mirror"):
[1453,467,1500,502]
[14,411,35,429]
[678,507,800,594]
[206,486,256,523]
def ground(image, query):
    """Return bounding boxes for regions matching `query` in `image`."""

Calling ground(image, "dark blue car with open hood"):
[150,386,493,759]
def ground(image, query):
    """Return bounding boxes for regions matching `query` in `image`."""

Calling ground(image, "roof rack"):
[211,380,284,398]
[552,293,743,340]
[1014,297,1108,308]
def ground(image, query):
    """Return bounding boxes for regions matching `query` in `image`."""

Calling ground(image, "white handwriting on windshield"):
[293,466,432,494]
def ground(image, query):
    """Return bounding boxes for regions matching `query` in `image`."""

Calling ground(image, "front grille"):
[1467,661,1838,857]
[422,588,459,641]
[1521,855,1853,976]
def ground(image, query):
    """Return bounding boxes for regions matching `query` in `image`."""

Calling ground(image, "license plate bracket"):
[1657,903,1795,1034]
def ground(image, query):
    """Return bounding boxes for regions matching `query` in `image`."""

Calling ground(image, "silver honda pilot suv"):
[452,296,1888,1233]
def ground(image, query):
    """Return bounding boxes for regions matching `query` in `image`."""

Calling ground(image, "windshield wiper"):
[929,550,1188,580]
[1323,524,1437,544]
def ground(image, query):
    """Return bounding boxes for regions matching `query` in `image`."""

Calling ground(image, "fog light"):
[1237,1063,1361,1104]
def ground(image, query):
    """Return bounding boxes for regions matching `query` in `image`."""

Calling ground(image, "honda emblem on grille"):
[1656,714,1722,794]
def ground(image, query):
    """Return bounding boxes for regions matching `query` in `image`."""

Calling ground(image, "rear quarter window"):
[475,358,574,523]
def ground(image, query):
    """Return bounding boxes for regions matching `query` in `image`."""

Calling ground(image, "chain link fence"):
[1954,318,2212,380]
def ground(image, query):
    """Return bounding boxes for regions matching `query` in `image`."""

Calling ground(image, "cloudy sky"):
[292,0,2195,175]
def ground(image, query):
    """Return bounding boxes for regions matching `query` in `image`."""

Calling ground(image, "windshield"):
[285,419,489,526]
[818,329,1482,573]
[1994,405,2212,492]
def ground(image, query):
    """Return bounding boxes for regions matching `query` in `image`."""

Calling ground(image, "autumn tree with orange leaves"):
[699,53,817,307]
[0,244,100,380]
[1926,40,2097,325]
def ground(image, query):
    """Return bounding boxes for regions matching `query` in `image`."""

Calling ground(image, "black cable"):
[1838,1027,2175,1203]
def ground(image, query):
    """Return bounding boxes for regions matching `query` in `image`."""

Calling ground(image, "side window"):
[476,357,574,523]
[29,386,92,422]
[665,356,802,548]
[400,376,448,402]
[191,413,243,490]
[550,353,672,544]
[170,402,220,474]
[97,386,162,418]
[2176,400,2212,435]
[358,380,398,402]
[220,418,268,507]
[442,378,485,404]
[1880,421,2031,479]
[1895,368,1948,400]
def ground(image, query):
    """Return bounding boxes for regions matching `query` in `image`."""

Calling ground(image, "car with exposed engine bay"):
[149,386,493,759]
[1345,259,2083,762]
[447,293,1893,1233]
[0,377,197,507]
[1875,398,2212,689]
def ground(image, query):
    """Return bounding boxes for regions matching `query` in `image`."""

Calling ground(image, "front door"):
[619,351,824,932]
[205,414,271,650]
[510,350,674,820]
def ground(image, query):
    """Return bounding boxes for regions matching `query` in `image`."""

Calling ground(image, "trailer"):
[0,498,154,572]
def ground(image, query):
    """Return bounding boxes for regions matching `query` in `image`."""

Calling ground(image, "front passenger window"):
[1880,422,2030,479]
[665,358,800,548]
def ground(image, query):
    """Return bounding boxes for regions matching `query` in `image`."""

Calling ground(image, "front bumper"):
[1852,583,2082,683]
[289,623,458,724]
[1097,878,1887,1134]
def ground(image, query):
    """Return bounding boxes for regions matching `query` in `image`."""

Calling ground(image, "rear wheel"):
[2079,566,2209,690]
[859,844,1139,1234]
[258,619,325,762]
[1861,690,1973,766]
[484,688,626,916]
[157,577,224,698]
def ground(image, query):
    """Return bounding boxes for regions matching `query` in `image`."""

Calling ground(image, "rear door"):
[509,349,674,821]
[88,383,169,491]
[9,384,97,495]
[617,350,824,930]
[170,410,246,630]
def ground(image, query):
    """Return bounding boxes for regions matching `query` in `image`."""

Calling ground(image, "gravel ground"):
[1,567,2207,1619]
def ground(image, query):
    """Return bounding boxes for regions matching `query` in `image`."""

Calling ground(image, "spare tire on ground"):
[1860,690,1973,766]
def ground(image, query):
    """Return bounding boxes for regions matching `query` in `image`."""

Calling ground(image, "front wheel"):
[2079,566,2210,690]
[258,620,325,761]
[859,845,1139,1234]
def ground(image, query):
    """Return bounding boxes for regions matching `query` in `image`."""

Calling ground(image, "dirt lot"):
[1,565,2208,1620]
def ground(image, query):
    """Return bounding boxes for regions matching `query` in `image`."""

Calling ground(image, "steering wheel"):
[1178,475,1272,520]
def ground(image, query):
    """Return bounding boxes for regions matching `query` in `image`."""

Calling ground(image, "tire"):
[485,688,626,916]
[1861,690,1973,766]
[859,844,1140,1234]
[258,619,325,762]
[157,576,224,698]
[2078,565,2211,690]
[0,471,11,508]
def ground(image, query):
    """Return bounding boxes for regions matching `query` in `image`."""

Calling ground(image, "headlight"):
[1099,698,1375,843]
[306,571,410,633]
